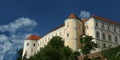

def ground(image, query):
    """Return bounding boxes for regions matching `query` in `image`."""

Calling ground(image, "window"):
[31,49,33,53]
[114,27,116,32]
[59,32,61,35]
[96,23,98,27]
[102,33,106,39]
[67,25,69,27]
[115,36,118,43]
[102,23,104,28]
[108,35,111,41]
[27,43,29,46]
[103,43,106,48]
[109,45,112,48]
[38,44,39,46]
[67,22,69,27]
[33,43,35,46]
[96,32,100,38]
[67,33,69,37]
[108,26,110,30]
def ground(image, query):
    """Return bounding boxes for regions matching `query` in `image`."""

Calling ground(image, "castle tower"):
[22,35,41,59]
[64,13,83,51]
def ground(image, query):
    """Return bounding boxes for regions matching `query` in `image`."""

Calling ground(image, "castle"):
[22,13,120,59]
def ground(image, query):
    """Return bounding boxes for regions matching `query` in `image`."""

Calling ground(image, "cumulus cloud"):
[0,17,37,33]
[0,17,38,60]
[0,35,8,42]
[79,10,91,19]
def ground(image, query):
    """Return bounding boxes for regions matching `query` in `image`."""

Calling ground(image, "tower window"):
[67,25,69,27]
[38,44,39,46]
[67,33,69,37]
[27,43,29,46]
[33,43,35,46]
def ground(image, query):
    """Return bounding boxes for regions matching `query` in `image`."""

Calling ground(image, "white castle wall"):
[22,15,120,59]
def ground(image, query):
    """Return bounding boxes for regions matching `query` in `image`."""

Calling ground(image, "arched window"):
[108,35,112,41]
[115,36,118,43]
[102,33,106,40]
[96,31,100,38]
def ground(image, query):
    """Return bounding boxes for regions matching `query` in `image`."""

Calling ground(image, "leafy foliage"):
[80,35,97,54]
[28,36,80,60]
[101,46,120,60]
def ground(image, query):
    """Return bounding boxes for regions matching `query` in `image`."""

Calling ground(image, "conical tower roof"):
[68,13,79,19]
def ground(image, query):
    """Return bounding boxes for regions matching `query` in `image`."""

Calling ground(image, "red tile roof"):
[93,15,120,26]
[27,35,41,40]
[68,13,80,19]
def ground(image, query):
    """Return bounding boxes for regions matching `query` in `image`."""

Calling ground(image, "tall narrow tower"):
[64,13,83,51]
[22,35,41,58]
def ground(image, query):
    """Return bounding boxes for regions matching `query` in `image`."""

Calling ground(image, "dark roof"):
[93,15,120,26]
[27,35,41,40]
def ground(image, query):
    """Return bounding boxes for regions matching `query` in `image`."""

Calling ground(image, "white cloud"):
[0,35,8,42]
[0,17,37,33]
[79,10,91,19]
[0,17,38,60]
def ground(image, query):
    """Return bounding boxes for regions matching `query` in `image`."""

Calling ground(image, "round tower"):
[22,35,41,59]
[64,13,83,51]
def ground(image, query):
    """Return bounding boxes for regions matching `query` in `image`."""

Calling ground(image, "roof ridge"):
[92,15,120,26]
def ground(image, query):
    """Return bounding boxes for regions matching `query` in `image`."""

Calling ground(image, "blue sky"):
[0,0,120,36]
[0,0,120,60]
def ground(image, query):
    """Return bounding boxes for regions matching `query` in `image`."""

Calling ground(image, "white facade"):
[22,14,120,59]
[85,16,120,52]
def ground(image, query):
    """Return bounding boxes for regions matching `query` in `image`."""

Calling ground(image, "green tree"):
[101,46,120,60]
[28,36,80,60]
[80,35,97,60]
[16,48,23,60]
